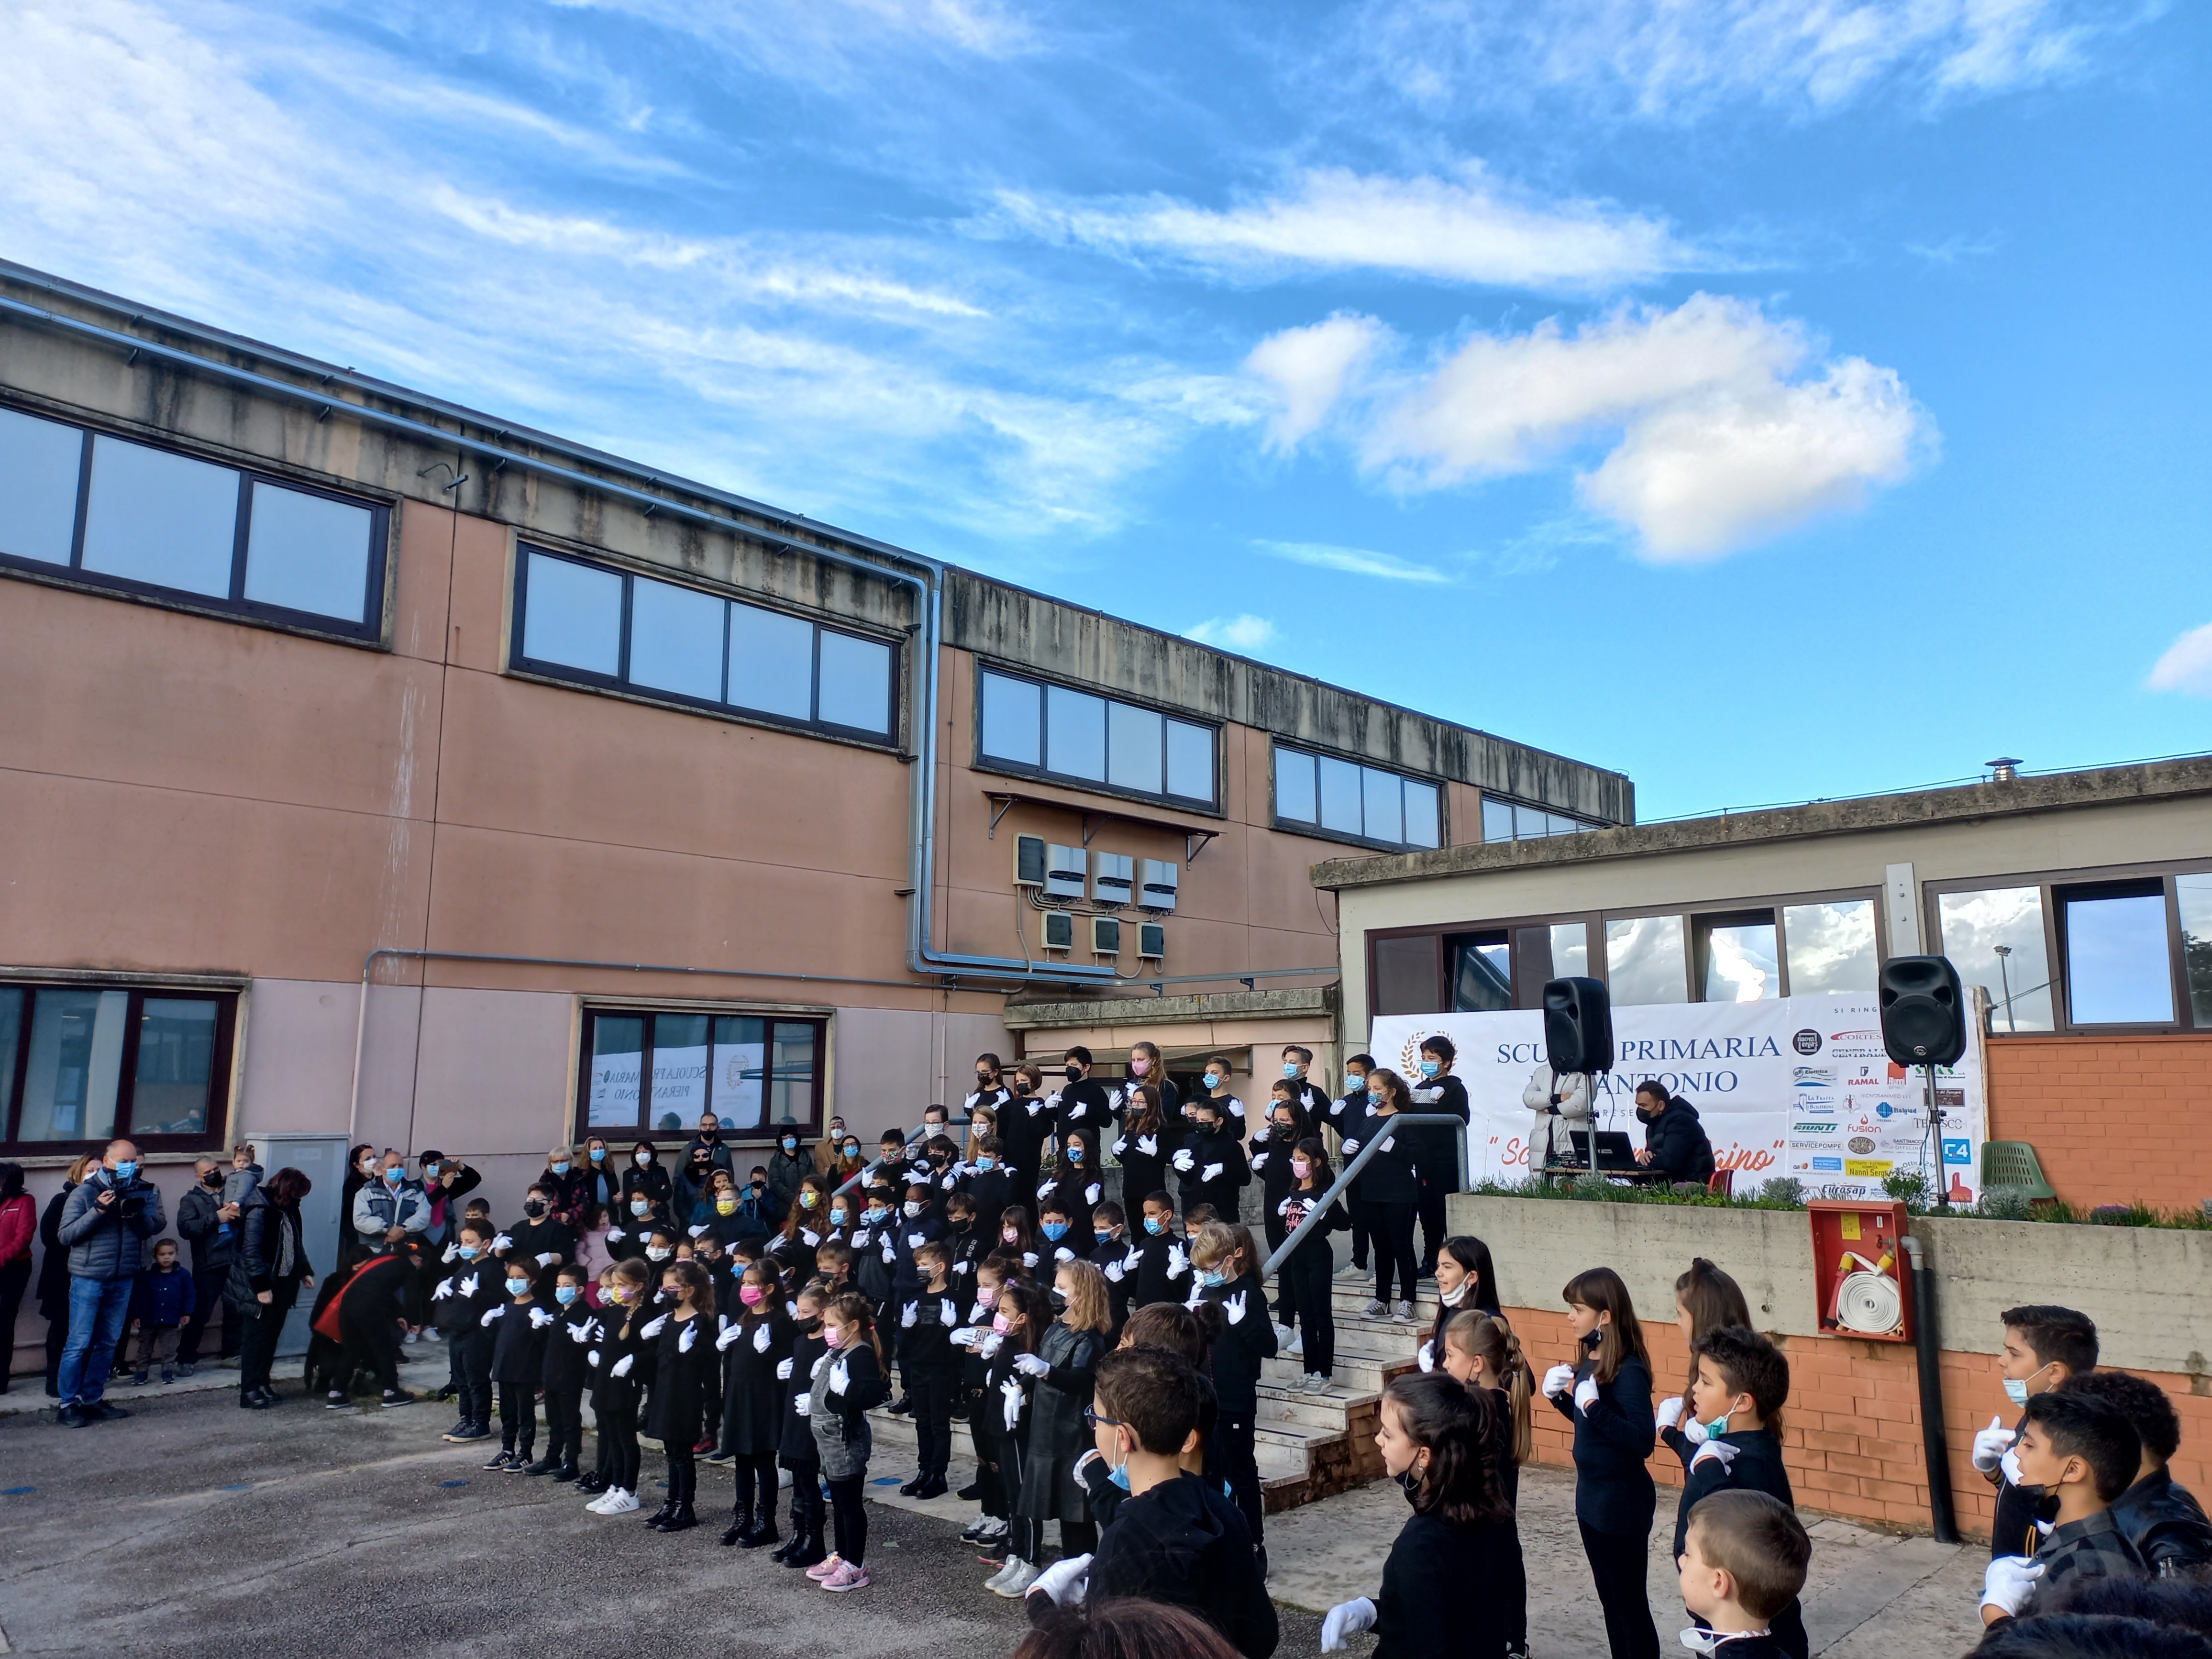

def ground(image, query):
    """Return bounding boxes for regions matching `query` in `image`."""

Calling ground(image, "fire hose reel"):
[1807,1200,1915,1344]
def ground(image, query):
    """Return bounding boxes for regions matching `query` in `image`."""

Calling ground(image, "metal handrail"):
[1260,1113,1468,1280]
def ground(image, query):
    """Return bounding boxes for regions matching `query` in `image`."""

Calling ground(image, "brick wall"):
[1504,1304,2212,1541]
[1985,1033,2212,1212]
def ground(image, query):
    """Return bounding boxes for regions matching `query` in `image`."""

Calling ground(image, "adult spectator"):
[55,1139,166,1427]
[339,1142,376,1260]
[0,1161,33,1394]
[37,1155,94,1395]
[352,1150,429,1249]
[686,1112,735,1179]
[176,1156,243,1374]
[318,1240,420,1409]
[578,1137,622,1213]
[621,1140,671,1208]
[1522,1062,1593,1172]
[539,1145,589,1229]
[228,1166,315,1409]
[418,1150,479,1252]
[813,1114,853,1179]
[765,1126,809,1215]
[1635,1086,1717,1185]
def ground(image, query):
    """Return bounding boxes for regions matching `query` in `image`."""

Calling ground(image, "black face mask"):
[201,1172,223,1188]
[1396,1466,1424,1503]
[1012,1081,1031,1096]
[524,1200,547,1218]
[698,1127,720,1141]
[750,1182,765,1196]
[1272,1123,1294,1139]
[1063,1065,1083,1081]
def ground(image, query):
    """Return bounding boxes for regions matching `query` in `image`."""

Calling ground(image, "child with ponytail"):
[642,1257,714,1533]
[1441,1310,1533,1656]
[716,1259,793,1548]
[807,1291,891,1591]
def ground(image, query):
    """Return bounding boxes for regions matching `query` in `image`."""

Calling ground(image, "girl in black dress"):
[718,1260,793,1547]
[642,1257,714,1534]
[584,1258,653,1514]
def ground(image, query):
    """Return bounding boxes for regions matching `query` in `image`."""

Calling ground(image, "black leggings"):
[542,1387,582,1464]
[784,1456,824,1529]
[1580,1519,1660,1659]
[1370,1201,1419,1305]
[827,1473,868,1565]
[498,1382,536,1454]
[1416,1179,1450,1274]
[733,1452,780,1521]
[1282,1250,1335,1374]
[1211,1411,1264,1545]
[664,1442,697,1506]
[598,1399,641,1490]
[909,1367,955,1479]
[1011,1514,1096,1565]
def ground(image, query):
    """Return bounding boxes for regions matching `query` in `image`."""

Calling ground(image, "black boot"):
[551,1460,580,1483]
[576,1470,608,1494]
[642,1499,676,1529]
[770,1518,802,1563]
[660,1502,698,1533]
[783,1516,827,1568]
[743,1494,780,1549]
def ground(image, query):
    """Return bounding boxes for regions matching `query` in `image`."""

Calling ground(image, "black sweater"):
[1346,1108,1419,1206]
[1673,1426,1794,1559]
[1375,1510,1520,1659]
[1175,1126,1250,1220]
[1199,1271,1278,1414]
[488,1298,554,1384]
[1549,1336,1657,1535]
[541,1296,599,1392]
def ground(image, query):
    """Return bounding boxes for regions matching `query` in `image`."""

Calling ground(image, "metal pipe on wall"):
[1899,1233,1961,1544]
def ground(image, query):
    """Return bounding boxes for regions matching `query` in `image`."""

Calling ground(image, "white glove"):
[441,1242,459,1263]
[459,1273,477,1298]
[1085,1183,1101,1204]
[1112,1139,1127,1158]
[1202,1163,1223,1183]
[951,1327,982,1350]
[1341,1139,1360,1156]
[1541,1363,1575,1399]
[1657,1396,1688,1431]
[1981,1555,2045,1618]
[567,1318,595,1343]
[641,1314,668,1338]
[941,1173,958,1191]
[979,1332,1004,1359]
[1166,1244,1189,1279]
[1138,1135,1156,1156]
[941,1298,959,1324]
[1172,1150,1195,1173]
[1417,1341,1434,1373]
[717,1320,744,1350]
[775,1357,794,1380]
[588,1348,601,1368]
[2001,1445,2024,1488]
[1225,1291,1249,1326]
[1684,1418,1711,1446]
[752,1323,772,1353]
[1276,1196,1296,1218]
[952,1260,973,1275]
[535,1251,560,1267]
[1103,1260,1124,1283]
[1001,1376,1024,1429]
[801,1228,820,1248]
[432,1279,453,1301]
[679,1322,697,1353]
[479,1305,505,1327]
[529,1306,556,1329]
[688,1224,709,1238]
[1027,1098,1045,1116]
[606,1228,626,1243]
[1037,1179,1058,1199]
[767,1235,787,1254]
[490,1233,513,1251]
[795,1394,812,1417]
[827,1358,849,1396]
[902,1303,919,1329]
[1691,1438,1741,1473]
[970,1299,993,1323]
[1029,1552,1093,1608]
[1013,1352,1051,1379]
[1251,1150,1270,1170]
[1321,1597,1377,1652]
[1572,1375,1599,1412]
[1022,1251,1039,1268]
[907,1232,926,1249]
[1973,1416,2012,1473]
[610,1353,634,1377]
[882,1240,896,1264]
[1054,1246,1075,1263]
[1122,1246,1143,1272]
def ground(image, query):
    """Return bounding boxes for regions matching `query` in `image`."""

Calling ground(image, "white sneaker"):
[400,1328,418,1346]
[1284,1331,1304,1357]
[597,1487,640,1515]
[977,1517,1008,1541]
[992,1558,1040,1598]
[985,1556,1028,1593]
[1395,1300,1416,1323]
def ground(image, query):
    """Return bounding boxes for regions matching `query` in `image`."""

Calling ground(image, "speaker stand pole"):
[1587,1072,1604,1178]
[1925,1064,1949,1213]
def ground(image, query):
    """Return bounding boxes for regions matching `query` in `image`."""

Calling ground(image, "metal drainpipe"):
[1899,1233,1960,1543]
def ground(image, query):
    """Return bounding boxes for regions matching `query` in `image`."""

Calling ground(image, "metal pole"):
[1260,1114,1464,1279]
[1899,1234,1960,1543]
[1926,1064,1950,1212]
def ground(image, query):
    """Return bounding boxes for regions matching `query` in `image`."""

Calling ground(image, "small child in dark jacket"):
[1677,1490,1812,1659]
[775,1281,833,1570]
[128,1239,195,1385]
[1190,1222,1278,1561]
[1128,1193,1190,1310]
[484,1257,554,1470]
[810,1290,892,1591]
[1664,1327,1805,1659]
[532,1264,596,1480]
[432,1223,503,1441]
[897,1240,962,1499]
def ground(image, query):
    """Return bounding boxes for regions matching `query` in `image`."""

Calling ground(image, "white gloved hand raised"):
[1690,1438,1741,1473]
[568,1318,596,1343]
[1103,1260,1124,1283]
[678,1322,698,1353]
[490,1233,513,1252]
[801,1229,820,1248]
[688,1225,709,1239]
[902,1303,919,1328]
[1251,1150,1270,1170]
[1022,1251,1039,1268]
[1541,1363,1575,1399]
[1037,1179,1058,1199]
[535,1251,560,1267]
[775,1357,794,1380]
[1028,1552,1093,1608]
[432,1279,454,1301]
[442,1242,459,1263]
[529,1306,555,1328]
[2001,1445,2024,1488]
[1054,1246,1075,1263]
[1973,1416,2013,1473]
[1340,1139,1360,1156]
[1166,1243,1189,1279]
[1320,1597,1377,1652]
[479,1305,505,1327]
[717,1320,744,1350]
[827,1358,849,1396]
[1013,1352,1051,1379]
[1981,1555,2045,1618]
[951,1327,981,1349]
[1417,1341,1435,1373]
[1085,1183,1101,1204]
[1684,1418,1710,1447]
[1657,1396,1688,1431]
[640,1313,669,1338]
[610,1353,634,1377]
[1225,1291,1249,1325]
[979,1332,1004,1359]
[941,1298,959,1324]
[882,1240,897,1264]
[1172,1149,1195,1173]
[1201,1163,1223,1183]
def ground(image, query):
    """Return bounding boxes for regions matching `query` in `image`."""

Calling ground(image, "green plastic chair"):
[1980,1141,2058,1204]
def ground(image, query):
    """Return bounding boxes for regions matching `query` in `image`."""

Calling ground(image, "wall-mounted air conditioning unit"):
[1091,916,1121,958]
[1013,834,1047,888]
[1139,859,1179,911]
[1092,852,1134,907]
[1043,844,1087,901]
[1040,911,1074,953]
[1139,922,1165,962]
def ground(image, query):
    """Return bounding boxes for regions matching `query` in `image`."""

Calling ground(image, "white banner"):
[1370,993,1984,1203]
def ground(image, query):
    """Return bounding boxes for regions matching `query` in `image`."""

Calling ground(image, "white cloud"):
[1340,0,2150,120]
[1254,540,1451,584]
[2147,625,2212,697]
[1244,313,1390,450]
[993,166,1692,291]
[1252,293,1932,561]
[1185,615,1279,650]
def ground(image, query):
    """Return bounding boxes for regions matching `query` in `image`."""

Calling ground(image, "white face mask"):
[635,1151,652,1166]
[1439,1282,1469,1307]
[904,1201,924,1218]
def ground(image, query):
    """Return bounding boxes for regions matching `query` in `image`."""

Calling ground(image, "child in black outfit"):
[1274,1139,1348,1393]
[1038,1196,1081,1269]
[718,1259,794,1548]
[774,1280,832,1569]
[961,1134,1014,1243]
[853,1183,901,1334]
[433,1225,501,1442]
[1670,1327,1805,1659]
[1128,1193,1189,1310]
[484,1258,553,1470]
[898,1239,962,1499]
[1189,1221,1278,1564]
[1092,1201,1131,1331]
[582,1258,653,1513]
[1171,1099,1250,1234]
[1677,1490,1811,1659]
[1980,1390,2147,1628]
[531,1264,594,1480]
[643,1257,715,1533]
[127,1239,194,1385]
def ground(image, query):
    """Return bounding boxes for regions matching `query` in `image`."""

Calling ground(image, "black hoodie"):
[1640,1097,1717,1183]
[1031,1469,1278,1658]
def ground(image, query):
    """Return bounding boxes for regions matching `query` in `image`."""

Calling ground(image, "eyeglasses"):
[1082,1406,1126,1432]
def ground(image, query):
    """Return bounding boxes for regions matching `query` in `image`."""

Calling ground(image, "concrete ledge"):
[1002,985,1334,1029]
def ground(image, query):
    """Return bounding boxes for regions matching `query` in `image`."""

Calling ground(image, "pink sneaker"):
[805,1553,843,1582]
[821,1561,871,1592]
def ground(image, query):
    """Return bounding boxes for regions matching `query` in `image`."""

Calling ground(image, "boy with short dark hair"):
[2060,1370,2212,1576]
[127,1239,194,1385]
[1674,1327,1803,1659]
[1974,1304,2100,1559]
[962,1133,1013,1241]
[1980,1390,2147,1627]
[898,1239,961,1499]
[433,1219,505,1443]
[531,1263,594,1480]
[1129,1192,1188,1310]
[1677,1490,1811,1658]
[816,1238,855,1296]
[1171,1098,1249,1226]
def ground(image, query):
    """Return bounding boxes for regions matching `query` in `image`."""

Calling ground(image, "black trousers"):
[1348,1194,1371,1270]
[909,1365,957,1479]
[1209,1410,1264,1545]
[498,1381,536,1453]
[1416,1179,1451,1275]
[234,1282,299,1395]
[1370,1201,1419,1306]
[1011,1513,1095,1565]
[733,1451,779,1521]
[542,1386,582,1464]
[664,1442,696,1505]
[175,1266,236,1364]
[0,1259,29,1390]
[338,1305,401,1393]
[453,1330,493,1429]
[1262,1210,1292,1319]
[599,1398,641,1490]
[783,1455,824,1529]
[827,1473,868,1564]
[1281,1247,1335,1374]
[1580,1519,1660,1659]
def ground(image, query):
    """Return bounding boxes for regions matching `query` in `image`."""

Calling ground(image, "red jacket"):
[0,1194,34,1268]
[312,1252,396,1341]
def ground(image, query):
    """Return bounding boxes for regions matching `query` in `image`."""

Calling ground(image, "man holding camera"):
[55,1139,167,1427]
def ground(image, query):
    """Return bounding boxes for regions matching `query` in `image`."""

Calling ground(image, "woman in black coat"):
[621,1141,672,1208]
[1109,1084,1175,1215]
[1547,1266,1659,1659]
[38,1156,92,1395]
[718,1261,794,1548]
[338,1143,376,1261]
[226,1169,316,1409]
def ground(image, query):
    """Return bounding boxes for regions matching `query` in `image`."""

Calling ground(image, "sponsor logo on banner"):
[1797,1097,1839,1115]
[1793,1122,1839,1135]
[1943,1138,1971,1165]
[1812,1157,1844,1172]
[1792,1067,1836,1087]
[1845,1158,1894,1176]
[1829,1029,1886,1060]
[1848,1135,1876,1154]
[1793,1030,1823,1055]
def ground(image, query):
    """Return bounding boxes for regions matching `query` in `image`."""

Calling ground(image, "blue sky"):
[5,0,2206,818]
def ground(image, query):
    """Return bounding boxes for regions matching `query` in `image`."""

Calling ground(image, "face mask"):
[1002,1229,1020,1244]
[1013,1080,1030,1096]
[974,1156,995,1172]
[1282,1062,1300,1079]
[385,1168,403,1184]
[1291,1158,1312,1179]
[830,1207,849,1226]
[524,1200,547,1218]
[867,1206,889,1224]
[1129,1057,1150,1076]
[635,1151,652,1166]
[1094,1229,1115,1247]
[1366,1090,1385,1107]
[717,1198,737,1215]
[1063,1064,1083,1081]
[1395,1465,1424,1502]
[551,1162,570,1175]
[800,1191,818,1209]
[1703,1405,1736,1438]
[904,1201,924,1218]
[1143,1217,1165,1236]
[1041,1221,1068,1241]
[588,1147,605,1161]
[992,1313,1014,1335]
[359,1160,376,1176]
[457,1245,480,1261]
[1439,1282,1468,1308]
[201,1171,223,1188]
[740,1284,766,1307]
[1202,1072,1222,1089]
[2003,1376,2034,1407]
[647,1246,672,1262]
[1107,1453,1132,1493]
[750,1181,766,1195]
[506,1278,531,1297]
[1067,1146,1084,1163]
[1272,1122,1294,1138]
[1679,1629,1733,1656]
[1419,1060,1440,1078]
[603,1284,630,1303]
[555,1285,579,1305]
[1198,1268,1227,1289]
[1049,1287,1069,1309]
[630,1199,651,1217]
[781,1137,797,1152]
[842,1144,859,1159]
[423,1163,441,1180]
[823,1325,847,1350]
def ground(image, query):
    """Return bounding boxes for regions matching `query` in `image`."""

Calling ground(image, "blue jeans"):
[57,1276,136,1405]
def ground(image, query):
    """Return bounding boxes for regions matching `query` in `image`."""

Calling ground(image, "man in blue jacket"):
[56,1139,167,1427]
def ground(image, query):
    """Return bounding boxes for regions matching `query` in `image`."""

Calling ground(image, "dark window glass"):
[132,997,219,1135]
[1452,934,1512,1012]
[978,669,1217,807]
[770,1022,818,1126]
[1372,935,1443,1015]
[0,406,82,565]
[0,989,20,1129]
[577,1007,823,1139]
[980,672,1041,766]
[2179,873,2212,1027]
[0,984,234,1152]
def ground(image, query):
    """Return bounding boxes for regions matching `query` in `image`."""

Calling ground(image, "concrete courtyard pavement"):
[0,1382,1985,1658]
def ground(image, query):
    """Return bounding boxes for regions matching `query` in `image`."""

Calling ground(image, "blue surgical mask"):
[589,1147,606,1161]
[1040,1221,1069,1242]
[1344,1072,1362,1091]
[630,1199,651,1217]
[507,1278,531,1297]
[1703,1408,1734,1438]
[423,1163,441,1179]
[1107,1456,1132,1492]
[2003,1377,2032,1408]
[1202,1072,1223,1089]
[551,1161,570,1174]
[457,1245,480,1261]
[1419,1060,1440,1078]
[1282,1062,1300,1079]
[1067,1146,1084,1163]
[555,1284,579,1305]
[1095,1229,1114,1246]
[1143,1217,1166,1236]
[385,1167,403,1183]
[830,1207,849,1226]
[782,1138,798,1152]
[1198,1269,1227,1289]
[974,1156,995,1172]
[113,1161,138,1182]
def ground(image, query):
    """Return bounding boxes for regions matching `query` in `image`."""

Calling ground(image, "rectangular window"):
[0,406,387,636]
[576,1006,825,1140]
[1936,886,2054,1033]
[1371,934,1443,1015]
[1781,899,1880,996]
[2059,882,2174,1026]
[1481,795,1593,842]
[1451,933,1512,1012]
[1605,914,1688,1005]
[0,982,235,1153]
[1273,742,1448,851]
[1695,911,1781,1003]
[975,667,1220,809]
[1506,919,1592,1004]
[513,547,897,741]
[1481,797,1515,843]
[2179,873,2212,1027]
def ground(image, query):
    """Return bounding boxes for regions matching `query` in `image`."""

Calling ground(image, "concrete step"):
[1255,1384,1375,1430]
[1320,1285,1441,1322]
[1262,1352,1406,1395]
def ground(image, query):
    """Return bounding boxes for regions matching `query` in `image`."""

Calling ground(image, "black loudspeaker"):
[1880,956,1967,1068]
[1543,977,1614,1074]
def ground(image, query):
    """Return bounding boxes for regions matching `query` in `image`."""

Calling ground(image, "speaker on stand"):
[1543,977,1614,1174]
[1879,956,1968,1211]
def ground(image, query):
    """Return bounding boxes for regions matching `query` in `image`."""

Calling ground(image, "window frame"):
[1927,859,2207,1036]
[571,1004,828,1145]
[971,663,1223,815]
[1269,740,1448,853]
[0,978,240,1157]
[510,543,901,748]
[1478,793,1599,842]
[0,397,394,645]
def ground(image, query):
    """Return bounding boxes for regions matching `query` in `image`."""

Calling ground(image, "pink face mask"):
[739,1284,766,1306]
[1129,1057,1150,1076]
[1291,1158,1312,1179]
[823,1325,847,1350]
[1002,1229,1019,1244]
[992,1313,1014,1335]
